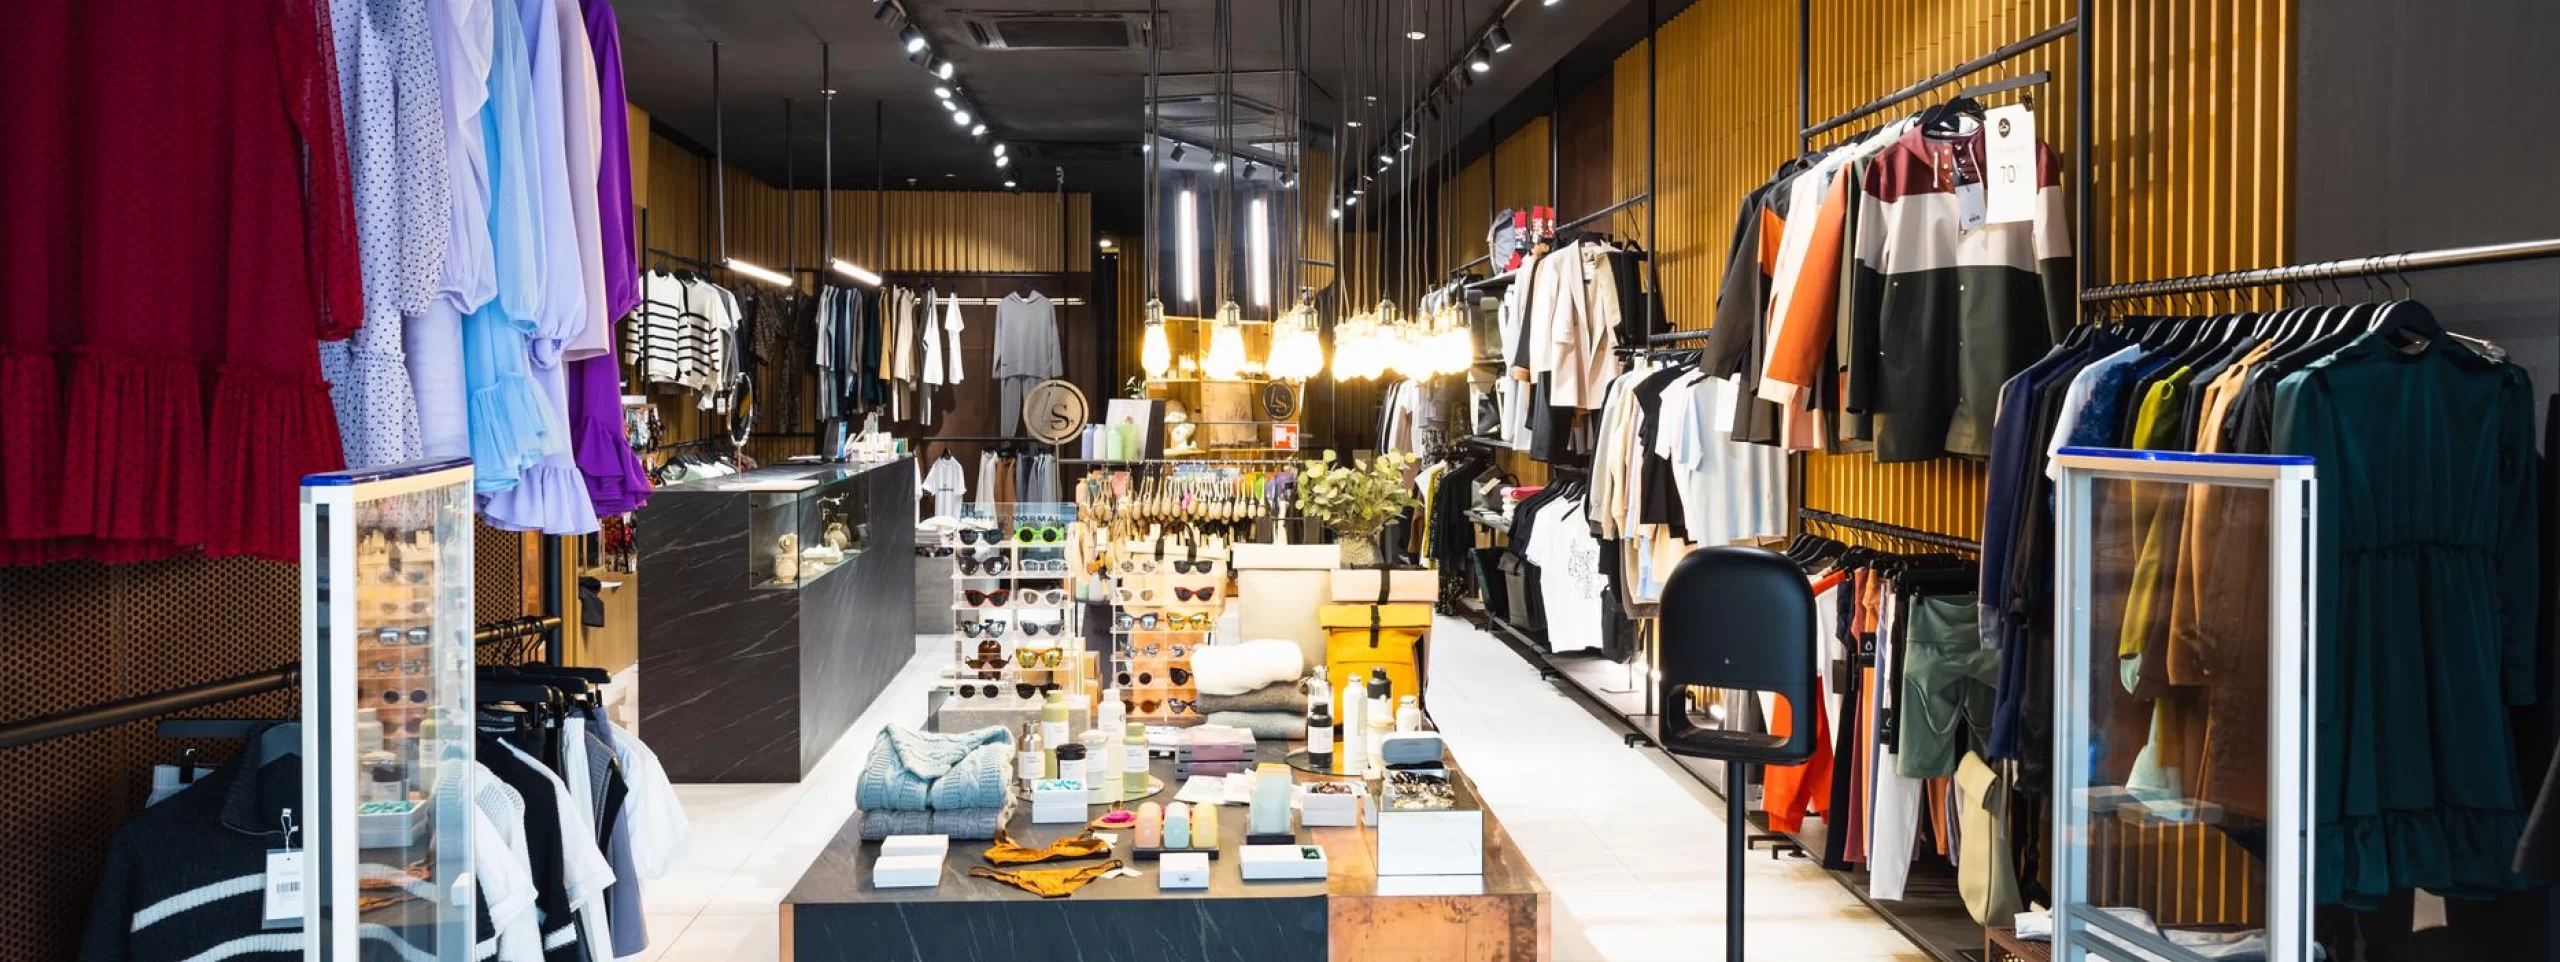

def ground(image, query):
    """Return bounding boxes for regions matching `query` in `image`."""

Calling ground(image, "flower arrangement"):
[1296,450,1418,566]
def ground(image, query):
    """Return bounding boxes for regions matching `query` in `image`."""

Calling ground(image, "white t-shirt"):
[1526,496,1608,653]
[465,763,544,962]
[922,455,967,520]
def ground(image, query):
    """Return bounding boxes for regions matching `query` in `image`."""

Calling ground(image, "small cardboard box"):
[1031,779,1091,824]
[879,835,950,860]
[1158,851,1212,890]
[1375,773,1485,876]
[1239,843,1330,881]
[872,854,944,889]
[1295,783,1363,827]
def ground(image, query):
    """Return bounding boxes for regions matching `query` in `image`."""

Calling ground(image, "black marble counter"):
[783,754,1328,962]
[637,458,916,782]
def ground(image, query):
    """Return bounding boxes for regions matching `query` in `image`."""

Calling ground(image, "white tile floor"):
[632,619,1928,962]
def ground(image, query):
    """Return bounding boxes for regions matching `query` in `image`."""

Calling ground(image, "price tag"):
[261,850,306,929]
[1955,182,1988,232]
[1982,103,2039,224]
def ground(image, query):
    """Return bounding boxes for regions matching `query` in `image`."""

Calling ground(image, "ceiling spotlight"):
[1099,237,1117,250]
[1168,144,1189,162]
[1005,179,1019,189]
[952,110,971,125]
[995,154,1010,168]
[1489,22,1514,52]
[937,59,955,79]
[1400,141,1412,152]
[902,28,926,53]
[934,85,952,99]
[940,98,956,112]
[872,0,894,21]
[1280,176,1296,188]
[1365,95,1379,103]
[1468,46,1491,73]
[1406,30,1426,40]
[993,143,1007,157]
[1401,130,1416,142]
[1546,0,1562,5]
[971,124,987,138]
[1345,195,1358,207]
[1141,141,1152,153]
[1330,206,1342,220]
[1346,120,1363,128]
[1211,156,1227,174]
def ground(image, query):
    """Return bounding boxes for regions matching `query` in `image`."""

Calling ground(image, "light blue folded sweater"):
[856,725,1014,812]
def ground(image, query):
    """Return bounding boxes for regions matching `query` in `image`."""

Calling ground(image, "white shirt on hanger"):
[944,296,967,384]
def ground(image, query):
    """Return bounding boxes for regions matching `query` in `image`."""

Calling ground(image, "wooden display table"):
[781,744,1549,961]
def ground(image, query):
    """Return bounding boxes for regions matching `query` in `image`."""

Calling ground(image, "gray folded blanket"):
[1193,681,1305,715]
[857,725,1013,812]
[1206,710,1307,740]
[858,795,1016,841]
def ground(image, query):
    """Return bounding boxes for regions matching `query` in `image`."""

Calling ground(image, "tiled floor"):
[631,620,1928,962]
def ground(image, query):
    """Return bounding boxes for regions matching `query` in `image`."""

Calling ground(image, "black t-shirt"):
[480,738,585,962]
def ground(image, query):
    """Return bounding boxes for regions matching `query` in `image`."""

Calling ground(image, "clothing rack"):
[1798,508,1981,553]
[1798,18,2079,144]
[644,246,723,274]
[1059,457,1305,467]
[932,296,1090,307]
[1647,329,1712,346]
[2081,236,2560,302]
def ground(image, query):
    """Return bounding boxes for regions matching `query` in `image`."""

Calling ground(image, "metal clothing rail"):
[644,246,723,273]
[1799,19,2080,143]
[1799,508,1981,553]
[1647,329,1712,346]
[2082,236,2560,302]
[1556,193,1652,234]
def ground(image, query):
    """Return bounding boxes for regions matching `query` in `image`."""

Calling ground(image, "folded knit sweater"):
[858,796,1016,841]
[857,725,1013,812]
[1194,680,1304,715]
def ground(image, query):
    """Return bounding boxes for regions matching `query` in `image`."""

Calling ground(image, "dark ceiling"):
[614,0,1662,236]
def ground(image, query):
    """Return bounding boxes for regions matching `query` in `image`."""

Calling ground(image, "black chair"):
[1657,546,1820,961]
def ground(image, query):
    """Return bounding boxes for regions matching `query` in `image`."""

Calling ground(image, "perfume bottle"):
[1307,698,1334,771]
[1365,670,1395,778]
[1017,722,1045,783]
[1124,721,1150,795]
[1337,676,1368,776]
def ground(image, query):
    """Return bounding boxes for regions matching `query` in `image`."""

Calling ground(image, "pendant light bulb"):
[1141,299,1174,379]
[1204,301,1248,381]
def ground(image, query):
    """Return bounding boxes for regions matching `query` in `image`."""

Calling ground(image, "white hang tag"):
[261,850,306,929]
[1982,103,2039,225]
[1954,182,1989,232]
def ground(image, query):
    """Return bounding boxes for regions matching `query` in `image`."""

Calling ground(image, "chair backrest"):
[1655,546,1819,765]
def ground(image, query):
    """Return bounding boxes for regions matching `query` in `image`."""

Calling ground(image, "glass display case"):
[741,467,874,588]
[299,458,477,961]
[2048,447,2316,962]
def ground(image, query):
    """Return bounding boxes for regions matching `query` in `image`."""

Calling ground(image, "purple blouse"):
[583,0,638,322]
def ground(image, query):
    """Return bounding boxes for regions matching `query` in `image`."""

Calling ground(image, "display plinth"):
[637,458,916,782]
[781,744,1549,961]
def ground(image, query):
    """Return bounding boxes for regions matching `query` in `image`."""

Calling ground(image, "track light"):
[934,85,952,99]
[872,0,894,20]
[936,59,955,79]
[1005,179,1019,190]
[1489,22,1514,52]
[1212,156,1227,174]
[1168,144,1189,162]
[1377,151,1391,163]
[1330,206,1342,220]
[952,110,971,125]
[724,257,792,288]
[1468,46,1491,73]
[1406,30,1426,40]
[994,144,1007,157]
[995,154,1010,168]
[971,123,987,137]
[1345,195,1358,207]
[902,28,926,53]
[830,258,883,287]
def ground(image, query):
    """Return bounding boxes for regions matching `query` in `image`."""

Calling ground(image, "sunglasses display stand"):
[1108,538,1225,724]
[945,503,1088,723]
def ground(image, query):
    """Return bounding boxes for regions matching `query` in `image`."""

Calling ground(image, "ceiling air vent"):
[956,11,1149,51]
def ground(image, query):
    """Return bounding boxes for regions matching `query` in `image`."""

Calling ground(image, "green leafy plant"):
[1295,450,1419,545]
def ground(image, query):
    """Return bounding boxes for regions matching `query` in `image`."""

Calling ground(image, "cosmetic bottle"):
[1039,690,1070,760]
[1136,802,1164,848]
[1054,743,1087,788]
[1337,677,1368,776]
[1082,729,1113,803]
[1017,722,1045,783]
[1396,694,1422,733]
[1124,721,1150,795]
[1307,699,1334,772]
[1193,802,1220,848]
[1164,802,1192,849]
[1365,670,1395,775]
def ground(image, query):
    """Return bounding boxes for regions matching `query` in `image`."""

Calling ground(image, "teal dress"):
[2272,319,2540,909]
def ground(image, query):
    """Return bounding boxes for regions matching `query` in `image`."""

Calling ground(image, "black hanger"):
[1917,95,1985,135]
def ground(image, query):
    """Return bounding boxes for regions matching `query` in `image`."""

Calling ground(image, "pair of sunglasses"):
[375,566,433,585]
[369,659,427,676]
[1126,697,1196,715]
[960,619,1009,639]
[1114,612,1161,631]
[1019,559,1068,574]
[1165,613,1212,631]
[1014,525,1065,544]
[952,527,1004,545]
[377,688,432,705]
[1012,589,1066,608]
[956,682,1047,700]
[917,545,955,558]
[964,589,1012,608]
[1115,667,1194,687]
[963,655,1008,673]
[1173,586,1218,603]
[372,627,432,647]
[957,555,1010,576]
[1015,620,1064,637]
[1113,587,1156,604]
[1118,641,1190,659]
[1014,647,1064,669]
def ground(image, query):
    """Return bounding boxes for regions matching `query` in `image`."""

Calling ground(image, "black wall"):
[2294,2,2560,957]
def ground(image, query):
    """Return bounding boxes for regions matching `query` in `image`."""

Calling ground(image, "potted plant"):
[1296,450,1419,567]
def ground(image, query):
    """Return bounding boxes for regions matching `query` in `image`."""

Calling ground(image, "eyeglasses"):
[1172,560,1216,575]
[1015,647,1064,669]
[1113,587,1156,604]
[955,682,1048,700]
[1114,612,1162,632]
[1016,620,1063,637]
[1013,525,1065,544]
[1174,586,1218,603]
[1013,589,1066,608]
[960,619,1009,639]
[958,555,1010,576]
[953,528,1000,545]
[964,589,1012,608]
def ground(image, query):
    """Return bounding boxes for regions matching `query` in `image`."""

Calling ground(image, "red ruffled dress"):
[2,0,361,563]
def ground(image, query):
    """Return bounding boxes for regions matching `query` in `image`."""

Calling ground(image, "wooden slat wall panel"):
[1493,118,1553,218]
[1437,157,1494,274]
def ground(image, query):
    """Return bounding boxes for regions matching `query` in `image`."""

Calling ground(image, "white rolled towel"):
[1190,638,1307,696]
